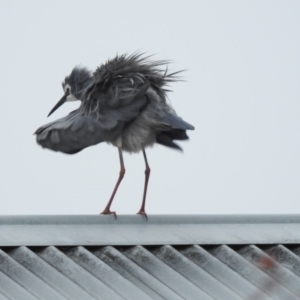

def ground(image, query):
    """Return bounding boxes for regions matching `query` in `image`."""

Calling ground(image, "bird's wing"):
[78,52,194,145]
[81,75,194,142]
[80,78,151,140]
[140,87,195,151]
[140,87,195,131]
[35,110,105,154]
[147,101,195,131]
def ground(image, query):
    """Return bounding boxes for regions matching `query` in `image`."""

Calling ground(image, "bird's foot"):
[101,209,117,219]
[137,210,148,220]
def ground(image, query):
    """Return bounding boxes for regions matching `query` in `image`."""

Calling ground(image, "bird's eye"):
[66,88,70,94]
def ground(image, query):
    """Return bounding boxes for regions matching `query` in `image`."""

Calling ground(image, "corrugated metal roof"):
[1,215,300,300]
[2,245,300,299]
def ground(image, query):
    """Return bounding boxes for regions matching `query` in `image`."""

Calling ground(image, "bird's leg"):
[137,149,150,219]
[101,148,125,218]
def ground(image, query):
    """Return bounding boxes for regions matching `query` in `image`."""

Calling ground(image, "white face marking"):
[66,94,79,102]
[64,84,71,94]
[64,84,79,102]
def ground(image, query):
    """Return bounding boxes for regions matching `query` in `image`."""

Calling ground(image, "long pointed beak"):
[47,93,68,117]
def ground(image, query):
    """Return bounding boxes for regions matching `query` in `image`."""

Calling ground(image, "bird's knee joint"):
[120,168,126,177]
[145,167,151,175]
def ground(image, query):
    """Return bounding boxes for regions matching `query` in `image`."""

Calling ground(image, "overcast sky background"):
[1,1,299,215]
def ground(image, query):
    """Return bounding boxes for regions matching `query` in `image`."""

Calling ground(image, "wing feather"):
[35,110,106,154]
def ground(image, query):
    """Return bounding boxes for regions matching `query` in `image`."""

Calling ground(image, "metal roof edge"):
[1,214,300,225]
[0,214,300,246]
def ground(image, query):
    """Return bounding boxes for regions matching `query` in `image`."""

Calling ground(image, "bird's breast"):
[110,113,156,153]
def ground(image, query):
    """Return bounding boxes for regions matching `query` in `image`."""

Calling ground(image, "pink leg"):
[101,148,125,218]
[137,150,150,219]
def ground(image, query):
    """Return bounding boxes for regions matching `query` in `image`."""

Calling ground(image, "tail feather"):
[156,129,190,151]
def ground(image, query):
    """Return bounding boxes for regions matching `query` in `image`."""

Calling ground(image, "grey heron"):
[35,53,195,217]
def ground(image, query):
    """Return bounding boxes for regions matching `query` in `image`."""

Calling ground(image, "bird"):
[35,53,195,217]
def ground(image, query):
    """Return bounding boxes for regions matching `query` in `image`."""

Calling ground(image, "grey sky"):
[1,1,299,214]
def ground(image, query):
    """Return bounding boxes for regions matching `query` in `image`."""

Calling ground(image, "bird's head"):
[47,66,92,117]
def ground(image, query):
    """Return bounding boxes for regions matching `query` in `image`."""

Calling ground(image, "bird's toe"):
[137,210,148,220]
[100,209,117,219]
